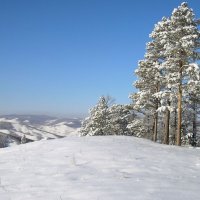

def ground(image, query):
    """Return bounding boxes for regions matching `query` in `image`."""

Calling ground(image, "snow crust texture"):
[0,136,200,200]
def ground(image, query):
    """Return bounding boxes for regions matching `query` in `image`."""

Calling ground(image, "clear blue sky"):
[0,0,199,117]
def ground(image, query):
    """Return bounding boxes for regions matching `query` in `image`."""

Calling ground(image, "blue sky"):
[0,0,199,117]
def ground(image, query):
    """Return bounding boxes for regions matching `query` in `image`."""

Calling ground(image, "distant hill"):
[0,115,82,147]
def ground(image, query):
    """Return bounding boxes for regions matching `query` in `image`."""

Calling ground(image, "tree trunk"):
[177,61,182,146]
[192,99,197,145]
[153,84,159,142]
[171,109,177,145]
[164,108,170,144]
[174,109,177,132]
[147,114,150,135]
[153,113,158,142]
[153,112,158,142]
[152,118,155,140]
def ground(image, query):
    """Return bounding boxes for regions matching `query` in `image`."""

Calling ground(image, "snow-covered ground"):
[0,136,200,200]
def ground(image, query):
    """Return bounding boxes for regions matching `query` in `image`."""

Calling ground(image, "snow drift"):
[0,135,199,200]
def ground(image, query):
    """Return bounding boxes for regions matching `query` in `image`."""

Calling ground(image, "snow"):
[40,123,76,136]
[0,118,18,123]
[0,130,10,134]
[0,117,80,145]
[0,135,199,200]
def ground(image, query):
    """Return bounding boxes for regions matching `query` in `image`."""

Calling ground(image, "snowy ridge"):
[0,136,199,200]
[0,115,81,146]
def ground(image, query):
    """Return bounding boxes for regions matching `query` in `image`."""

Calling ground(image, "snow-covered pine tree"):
[150,17,175,145]
[130,18,168,142]
[159,2,200,145]
[108,104,133,135]
[80,96,110,136]
[126,111,147,138]
[183,63,200,145]
[149,17,172,143]
[132,2,200,146]
[130,60,160,140]
[80,96,143,136]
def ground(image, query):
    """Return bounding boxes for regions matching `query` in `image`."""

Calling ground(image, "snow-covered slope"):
[0,115,81,146]
[0,136,199,200]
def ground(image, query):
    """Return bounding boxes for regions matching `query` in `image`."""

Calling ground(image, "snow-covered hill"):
[0,136,199,200]
[0,115,81,147]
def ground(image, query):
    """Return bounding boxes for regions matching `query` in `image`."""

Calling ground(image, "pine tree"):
[131,18,168,142]
[108,104,133,135]
[132,2,200,146]
[131,59,160,140]
[183,64,200,145]
[80,97,142,137]
[149,17,171,143]
[148,2,200,145]
[160,3,200,145]
[80,96,110,136]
